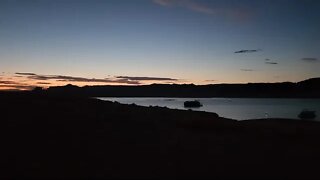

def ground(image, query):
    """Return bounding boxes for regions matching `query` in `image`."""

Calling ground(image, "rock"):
[184,100,203,108]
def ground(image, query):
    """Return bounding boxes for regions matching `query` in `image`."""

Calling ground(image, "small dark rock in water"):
[298,110,316,120]
[184,100,202,108]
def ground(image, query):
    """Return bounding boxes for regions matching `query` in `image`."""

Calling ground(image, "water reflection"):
[97,97,320,121]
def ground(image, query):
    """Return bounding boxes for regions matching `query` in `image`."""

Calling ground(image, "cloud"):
[36,82,51,85]
[154,0,215,14]
[0,84,35,90]
[116,76,178,81]
[0,80,18,84]
[153,0,172,6]
[183,1,215,15]
[32,75,141,85]
[234,49,261,53]
[301,58,318,62]
[153,0,252,20]
[15,73,180,85]
[15,73,142,85]
[203,80,217,84]
[15,72,37,76]
[265,62,278,65]
[240,69,254,71]
[264,59,278,65]
[0,80,35,90]
[32,75,101,82]
[111,79,141,85]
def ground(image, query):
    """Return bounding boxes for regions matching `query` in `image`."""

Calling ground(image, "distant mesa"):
[184,100,203,108]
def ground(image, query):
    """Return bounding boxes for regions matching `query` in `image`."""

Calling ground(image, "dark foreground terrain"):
[1,92,320,179]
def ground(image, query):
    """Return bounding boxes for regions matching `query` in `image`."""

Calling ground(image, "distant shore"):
[1,93,320,179]
[39,77,320,98]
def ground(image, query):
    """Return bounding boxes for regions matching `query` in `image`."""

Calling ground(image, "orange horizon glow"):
[1,72,313,91]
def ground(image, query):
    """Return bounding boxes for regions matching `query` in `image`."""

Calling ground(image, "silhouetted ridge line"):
[45,78,320,98]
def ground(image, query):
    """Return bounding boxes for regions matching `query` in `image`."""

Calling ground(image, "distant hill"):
[45,78,320,98]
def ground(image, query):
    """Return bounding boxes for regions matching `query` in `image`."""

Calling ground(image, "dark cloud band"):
[116,76,178,81]
[15,72,37,76]
[265,62,278,65]
[15,73,179,85]
[301,58,318,62]
[234,49,261,53]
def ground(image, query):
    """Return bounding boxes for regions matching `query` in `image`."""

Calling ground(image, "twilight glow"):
[0,0,319,90]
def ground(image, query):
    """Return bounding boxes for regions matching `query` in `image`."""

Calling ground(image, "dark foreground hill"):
[45,77,320,98]
[1,93,320,179]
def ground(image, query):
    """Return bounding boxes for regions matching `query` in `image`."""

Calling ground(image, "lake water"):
[97,97,320,121]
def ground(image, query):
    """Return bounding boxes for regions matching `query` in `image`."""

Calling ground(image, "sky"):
[0,0,319,90]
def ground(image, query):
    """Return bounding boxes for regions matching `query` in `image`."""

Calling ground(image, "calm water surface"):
[97,97,320,120]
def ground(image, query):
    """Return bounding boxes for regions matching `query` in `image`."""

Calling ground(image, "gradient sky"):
[0,0,319,90]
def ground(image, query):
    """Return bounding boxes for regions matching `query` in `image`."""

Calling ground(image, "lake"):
[97,97,320,121]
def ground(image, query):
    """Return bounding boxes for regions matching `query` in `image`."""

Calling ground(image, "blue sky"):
[0,0,319,89]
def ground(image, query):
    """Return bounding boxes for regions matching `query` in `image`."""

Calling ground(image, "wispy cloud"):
[182,1,215,15]
[24,74,141,85]
[264,59,278,65]
[153,0,251,21]
[0,85,35,90]
[16,73,140,85]
[36,82,51,85]
[15,73,180,85]
[15,72,37,76]
[240,69,254,71]
[0,80,35,90]
[32,75,107,82]
[0,80,18,84]
[234,49,261,54]
[153,0,174,7]
[265,62,278,65]
[154,0,214,14]
[301,58,318,62]
[204,79,216,82]
[56,77,141,85]
[116,76,178,81]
